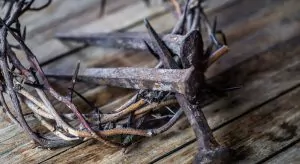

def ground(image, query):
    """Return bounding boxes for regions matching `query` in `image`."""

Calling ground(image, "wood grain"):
[160,83,300,164]
[264,142,300,164]
[1,0,300,163]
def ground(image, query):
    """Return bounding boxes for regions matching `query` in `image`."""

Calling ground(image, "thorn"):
[144,40,159,59]
[171,0,190,34]
[166,106,175,115]
[212,17,217,33]
[144,19,178,69]
[99,0,106,17]
[68,61,81,102]
[22,26,26,40]
[68,88,97,112]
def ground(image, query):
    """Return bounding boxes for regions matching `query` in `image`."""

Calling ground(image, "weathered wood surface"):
[160,84,300,164]
[265,142,300,164]
[1,0,300,163]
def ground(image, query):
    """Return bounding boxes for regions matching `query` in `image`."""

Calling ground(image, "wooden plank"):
[4,0,99,43]
[159,83,300,164]
[1,0,298,163]
[207,0,300,77]
[2,0,298,162]
[0,115,38,143]
[25,0,140,45]
[10,0,102,52]
[31,2,166,64]
[264,142,300,164]
[41,17,300,164]
[22,0,99,38]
